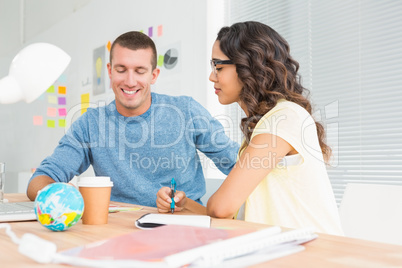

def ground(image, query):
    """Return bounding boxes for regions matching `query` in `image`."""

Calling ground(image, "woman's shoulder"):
[258,99,311,124]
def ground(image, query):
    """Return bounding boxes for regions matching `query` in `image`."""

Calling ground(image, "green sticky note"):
[47,120,55,128]
[46,85,55,93]
[59,119,66,127]
[157,55,164,67]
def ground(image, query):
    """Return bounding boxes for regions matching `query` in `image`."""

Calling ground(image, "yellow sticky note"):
[46,85,55,93]
[58,86,67,94]
[59,119,66,127]
[157,55,164,67]
[81,93,90,114]
[48,95,57,104]
[81,103,89,114]
[81,93,90,103]
[47,120,55,128]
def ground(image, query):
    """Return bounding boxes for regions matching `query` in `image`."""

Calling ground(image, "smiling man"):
[27,31,239,207]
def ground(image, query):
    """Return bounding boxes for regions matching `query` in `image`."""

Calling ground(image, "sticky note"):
[148,27,153,37]
[58,97,66,105]
[47,120,55,128]
[46,85,55,93]
[58,108,67,116]
[157,55,164,67]
[47,107,57,117]
[58,86,66,94]
[158,25,163,37]
[33,116,43,126]
[107,41,112,52]
[81,93,90,103]
[48,95,57,104]
[81,93,90,114]
[81,103,89,114]
[59,119,66,127]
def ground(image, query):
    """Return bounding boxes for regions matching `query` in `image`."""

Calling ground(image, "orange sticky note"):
[107,41,112,52]
[33,116,43,126]
[58,86,66,94]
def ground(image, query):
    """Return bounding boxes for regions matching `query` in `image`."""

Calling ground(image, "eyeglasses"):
[210,59,234,77]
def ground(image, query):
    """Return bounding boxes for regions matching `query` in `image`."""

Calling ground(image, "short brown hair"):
[109,31,157,69]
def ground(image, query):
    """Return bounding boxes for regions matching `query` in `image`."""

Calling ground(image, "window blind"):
[223,0,402,205]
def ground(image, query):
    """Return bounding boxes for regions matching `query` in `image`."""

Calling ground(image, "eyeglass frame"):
[210,59,234,77]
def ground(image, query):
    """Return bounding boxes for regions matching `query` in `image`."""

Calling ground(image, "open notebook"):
[0,202,36,222]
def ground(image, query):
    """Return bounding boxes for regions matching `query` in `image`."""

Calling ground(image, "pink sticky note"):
[157,25,163,37]
[58,108,67,116]
[47,107,57,117]
[33,116,43,126]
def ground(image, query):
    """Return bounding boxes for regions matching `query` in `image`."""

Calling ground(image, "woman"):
[156,21,343,235]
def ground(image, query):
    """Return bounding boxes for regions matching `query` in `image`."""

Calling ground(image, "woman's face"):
[209,41,243,106]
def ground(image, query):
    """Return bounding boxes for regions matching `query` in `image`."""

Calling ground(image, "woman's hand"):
[156,187,187,213]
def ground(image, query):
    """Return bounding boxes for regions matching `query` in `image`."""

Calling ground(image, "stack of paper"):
[59,224,317,267]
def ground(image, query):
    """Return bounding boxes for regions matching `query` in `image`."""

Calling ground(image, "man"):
[27,31,239,207]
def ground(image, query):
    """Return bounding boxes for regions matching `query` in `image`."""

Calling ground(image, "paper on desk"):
[135,213,211,229]
[59,225,316,267]
[108,205,142,213]
[60,225,250,262]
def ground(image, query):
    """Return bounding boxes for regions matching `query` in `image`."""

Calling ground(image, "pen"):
[170,178,176,214]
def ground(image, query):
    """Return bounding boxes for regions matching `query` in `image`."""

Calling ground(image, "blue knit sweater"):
[30,93,239,206]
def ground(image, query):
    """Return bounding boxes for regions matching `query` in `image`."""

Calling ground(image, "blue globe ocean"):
[34,183,84,231]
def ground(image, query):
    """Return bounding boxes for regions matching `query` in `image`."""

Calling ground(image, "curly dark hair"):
[216,21,331,162]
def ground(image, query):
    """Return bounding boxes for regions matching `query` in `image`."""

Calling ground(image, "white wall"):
[0,0,221,192]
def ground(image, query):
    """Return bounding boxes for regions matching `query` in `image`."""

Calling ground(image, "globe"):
[34,183,84,231]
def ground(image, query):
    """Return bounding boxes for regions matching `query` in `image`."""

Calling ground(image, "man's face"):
[107,44,160,117]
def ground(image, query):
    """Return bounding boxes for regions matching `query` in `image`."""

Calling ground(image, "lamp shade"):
[0,43,71,104]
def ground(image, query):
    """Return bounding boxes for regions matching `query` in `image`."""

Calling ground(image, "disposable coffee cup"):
[77,176,113,225]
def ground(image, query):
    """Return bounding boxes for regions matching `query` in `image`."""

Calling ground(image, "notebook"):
[0,202,36,222]
[135,213,211,229]
[60,224,317,267]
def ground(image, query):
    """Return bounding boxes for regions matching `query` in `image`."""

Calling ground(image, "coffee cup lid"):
[77,176,113,187]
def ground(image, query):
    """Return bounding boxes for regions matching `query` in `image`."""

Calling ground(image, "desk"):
[2,194,402,267]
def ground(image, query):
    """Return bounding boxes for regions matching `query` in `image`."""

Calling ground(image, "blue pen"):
[170,178,176,214]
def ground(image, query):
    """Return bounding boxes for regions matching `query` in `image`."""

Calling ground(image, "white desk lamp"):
[0,43,71,104]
